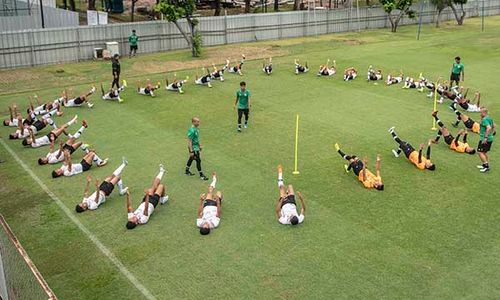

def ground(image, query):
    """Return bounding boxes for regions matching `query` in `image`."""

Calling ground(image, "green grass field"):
[1,17,500,299]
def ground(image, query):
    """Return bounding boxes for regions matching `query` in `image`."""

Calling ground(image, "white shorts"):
[467,104,480,112]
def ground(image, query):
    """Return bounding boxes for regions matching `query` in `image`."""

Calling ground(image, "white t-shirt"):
[84,191,106,210]
[196,205,220,228]
[31,135,50,148]
[278,203,305,225]
[46,150,64,164]
[128,202,155,224]
[61,163,83,177]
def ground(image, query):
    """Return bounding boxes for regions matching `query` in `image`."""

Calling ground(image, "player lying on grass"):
[263,57,273,75]
[317,59,336,76]
[101,81,126,103]
[275,165,305,225]
[402,75,425,91]
[335,143,384,190]
[197,172,222,235]
[75,159,128,212]
[343,67,357,81]
[166,75,188,94]
[137,80,161,97]
[194,68,212,88]
[424,81,448,98]
[431,111,476,154]
[386,72,404,85]
[455,91,481,113]
[451,103,497,134]
[51,148,107,178]
[210,61,228,81]
[367,66,382,81]
[62,86,96,108]
[8,109,59,139]
[30,95,62,115]
[227,54,245,76]
[4,104,25,127]
[38,120,88,165]
[126,164,169,229]
[22,115,78,148]
[388,127,436,171]
[294,59,309,74]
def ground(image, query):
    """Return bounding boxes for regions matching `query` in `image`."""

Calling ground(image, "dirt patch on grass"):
[131,45,288,74]
[342,39,366,45]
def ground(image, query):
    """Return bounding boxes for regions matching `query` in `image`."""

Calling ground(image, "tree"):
[293,0,301,10]
[88,0,96,10]
[245,0,251,12]
[274,0,279,11]
[214,0,221,16]
[450,0,467,25]
[68,0,76,11]
[430,0,448,27]
[155,0,202,57]
[380,0,416,32]
[131,0,138,22]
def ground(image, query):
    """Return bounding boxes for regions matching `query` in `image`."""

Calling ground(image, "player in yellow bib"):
[389,127,436,171]
[335,143,384,190]
[431,111,476,154]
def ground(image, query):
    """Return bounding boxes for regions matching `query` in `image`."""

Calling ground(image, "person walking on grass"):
[477,107,494,173]
[449,56,464,88]
[234,81,251,132]
[128,30,139,58]
[185,117,209,180]
[111,54,121,89]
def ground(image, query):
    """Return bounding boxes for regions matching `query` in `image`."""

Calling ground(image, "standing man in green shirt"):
[128,30,139,58]
[449,56,464,88]
[186,117,209,180]
[477,107,494,173]
[234,81,251,132]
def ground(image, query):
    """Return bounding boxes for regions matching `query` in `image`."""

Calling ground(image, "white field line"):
[0,139,156,300]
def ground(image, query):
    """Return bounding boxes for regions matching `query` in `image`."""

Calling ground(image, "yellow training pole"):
[293,114,300,175]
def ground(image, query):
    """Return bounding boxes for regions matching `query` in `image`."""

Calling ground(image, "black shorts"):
[444,135,454,146]
[81,159,92,172]
[32,120,45,132]
[130,45,138,51]
[99,181,114,196]
[23,118,33,126]
[281,195,296,208]
[74,97,84,105]
[350,160,364,176]
[298,67,305,72]
[63,143,76,154]
[143,193,160,208]
[450,73,460,82]
[203,199,217,208]
[201,76,210,84]
[477,141,493,153]
[464,118,474,130]
[238,108,249,116]
[400,142,415,158]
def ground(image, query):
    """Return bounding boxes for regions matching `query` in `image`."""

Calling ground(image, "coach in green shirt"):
[449,56,464,88]
[234,81,251,132]
[128,30,139,58]
[477,107,495,173]
[185,117,208,180]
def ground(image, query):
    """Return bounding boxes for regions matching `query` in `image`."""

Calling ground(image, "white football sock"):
[210,176,217,188]
[113,162,126,177]
[72,126,85,139]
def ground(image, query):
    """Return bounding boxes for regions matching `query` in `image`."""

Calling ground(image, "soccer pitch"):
[1,16,500,299]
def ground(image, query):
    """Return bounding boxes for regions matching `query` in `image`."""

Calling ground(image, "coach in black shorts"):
[111,54,121,89]
[477,107,495,173]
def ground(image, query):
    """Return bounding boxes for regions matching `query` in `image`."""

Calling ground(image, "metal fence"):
[1,0,500,69]
[0,4,78,32]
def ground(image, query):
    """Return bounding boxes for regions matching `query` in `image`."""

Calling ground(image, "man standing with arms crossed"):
[128,30,139,58]
[477,107,494,173]
[185,117,209,180]
[234,81,251,133]
[449,56,464,88]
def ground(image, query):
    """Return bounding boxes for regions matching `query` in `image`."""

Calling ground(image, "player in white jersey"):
[228,54,245,76]
[126,164,169,229]
[262,57,273,75]
[8,109,59,140]
[196,172,222,235]
[38,120,88,165]
[294,59,309,75]
[101,80,126,103]
[275,165,306,226]
[22,115,78,148]
[194,68,212,88]
[165,75,187,94]
[386,72,404,85]
[51,148,107,178]
[210,60,228,81]
[75,158,128,213]
[62,86,96,108]
[137,80,161,97]
[344,67,358,81]
[317,59,336,77]
[367,65,383,81]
